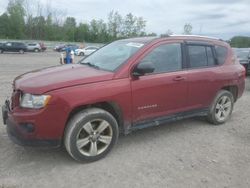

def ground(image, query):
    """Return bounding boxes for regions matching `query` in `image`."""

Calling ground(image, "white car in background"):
[75,46,99,56]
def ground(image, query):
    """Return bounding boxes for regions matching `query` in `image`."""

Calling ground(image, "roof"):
[119,34,224,43]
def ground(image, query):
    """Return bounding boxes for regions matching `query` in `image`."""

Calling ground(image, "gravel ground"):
[0,51,250,188]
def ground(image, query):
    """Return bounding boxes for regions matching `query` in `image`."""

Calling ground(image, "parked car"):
[54,44,65,52]
[54,44,79,52]
[26,43,42,52]
[0,42,27,54]
[2,35,245,162]
[39,42,47,52]
[61,44,79,52]
[233,48,250,74]
[75,46,99,56]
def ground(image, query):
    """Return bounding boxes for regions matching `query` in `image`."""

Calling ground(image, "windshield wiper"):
[80,62,100,69]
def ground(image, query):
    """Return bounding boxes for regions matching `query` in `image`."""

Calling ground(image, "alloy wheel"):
[76,119,113,157]
[215,95,232,122]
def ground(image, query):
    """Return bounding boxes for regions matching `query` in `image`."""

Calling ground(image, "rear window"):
[215,46,228,65]
[188,45,215,68]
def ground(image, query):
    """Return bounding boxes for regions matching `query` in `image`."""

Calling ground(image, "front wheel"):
[80,52,84,56]
[19,49,24,54]
[207,90,234,125]
[64,108,119,162]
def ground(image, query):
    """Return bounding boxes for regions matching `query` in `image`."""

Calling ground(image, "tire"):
[207,90,234,125]
[19,49,24,54]
[64,108,119,162]
[80,52,84,56]
[0,49,3,53]
[34,48,39,52]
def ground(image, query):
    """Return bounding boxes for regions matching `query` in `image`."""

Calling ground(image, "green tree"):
[122,13,146,37]
[7,0,26,39]
[32,16,46,39]
[0,13,10,38]
[107,10,122,39]
[75,23,90,42]
[230,36,250,48]
[63,17,76,41]
[45,13,54,40]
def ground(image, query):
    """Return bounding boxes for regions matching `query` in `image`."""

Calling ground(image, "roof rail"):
[170,34,223,41]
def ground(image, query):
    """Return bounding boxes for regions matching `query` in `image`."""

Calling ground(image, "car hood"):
[14,64,114,94]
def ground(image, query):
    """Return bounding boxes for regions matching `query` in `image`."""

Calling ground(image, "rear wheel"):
[19,49,24,54]
[64,108,119,162]
[34,48,39,52]
[0,49,3,53]
[80,52,84,56]
[207,90,234,125]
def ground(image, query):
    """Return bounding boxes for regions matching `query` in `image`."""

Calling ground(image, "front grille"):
[11,90,21,110]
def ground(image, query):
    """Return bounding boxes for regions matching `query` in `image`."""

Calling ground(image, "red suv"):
[2,35,245,162]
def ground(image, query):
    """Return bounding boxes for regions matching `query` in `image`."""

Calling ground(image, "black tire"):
[34,48,39,52]
[64,108,119,162]
[0,49,3,53]
[207,90,234,125]
[80,52,84,56]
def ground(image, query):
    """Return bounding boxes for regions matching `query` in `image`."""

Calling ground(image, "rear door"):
[131,41,188,123]
[185,42,220,109]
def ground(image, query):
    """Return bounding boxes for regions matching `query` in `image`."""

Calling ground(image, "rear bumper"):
[2,102,61,148]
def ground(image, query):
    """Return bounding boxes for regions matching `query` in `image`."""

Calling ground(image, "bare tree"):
[183,23,192,35]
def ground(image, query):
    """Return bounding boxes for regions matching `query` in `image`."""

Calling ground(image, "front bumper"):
[2,100,61,147]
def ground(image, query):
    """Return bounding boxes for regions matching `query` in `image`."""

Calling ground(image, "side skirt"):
[127,108,209,133]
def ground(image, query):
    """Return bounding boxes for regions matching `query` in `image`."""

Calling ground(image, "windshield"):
[78,41,144,71]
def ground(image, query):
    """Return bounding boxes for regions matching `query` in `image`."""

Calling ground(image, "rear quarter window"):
[215,46,228,65]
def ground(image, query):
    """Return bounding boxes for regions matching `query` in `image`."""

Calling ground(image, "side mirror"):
[133,61,155,76]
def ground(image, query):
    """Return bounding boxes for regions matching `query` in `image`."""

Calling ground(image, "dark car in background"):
[54,44,65,52]
[54,44,79,52]
[233,48,250,74]
[0,42,27,54]
[61,44,79,52]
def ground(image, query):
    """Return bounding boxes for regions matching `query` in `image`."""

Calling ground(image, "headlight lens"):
[20,93,51,109]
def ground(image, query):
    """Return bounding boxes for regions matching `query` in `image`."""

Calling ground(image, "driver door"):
[131,42,188,123]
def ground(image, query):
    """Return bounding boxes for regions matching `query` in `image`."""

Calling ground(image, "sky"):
[0,0,250,39]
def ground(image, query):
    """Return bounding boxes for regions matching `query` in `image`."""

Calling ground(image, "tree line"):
[0,0,156,43]
[230,36,250,48]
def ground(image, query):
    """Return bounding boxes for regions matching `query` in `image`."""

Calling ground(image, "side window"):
[188,45,215,68]
[140,43,182,74]
[215,46,228,65]
[188,45,207,68]
[6,43,12,46]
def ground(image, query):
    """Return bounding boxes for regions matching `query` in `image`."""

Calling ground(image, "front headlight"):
[20,93,51,109]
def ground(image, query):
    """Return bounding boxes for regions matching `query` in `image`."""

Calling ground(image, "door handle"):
[173,76,185,81]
